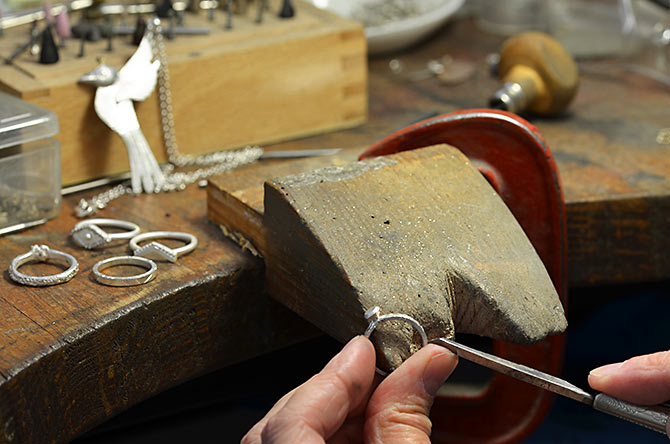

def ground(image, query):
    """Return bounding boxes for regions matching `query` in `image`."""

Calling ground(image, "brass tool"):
[432,337,670,437]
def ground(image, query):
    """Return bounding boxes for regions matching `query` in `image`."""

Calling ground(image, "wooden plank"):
[0,66,49,99]
[207,148,362,255]
[0,0,367,185]
[0,185,316,444]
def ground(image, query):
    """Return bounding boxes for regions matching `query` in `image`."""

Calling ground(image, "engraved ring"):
[364,306,428,376]
[129,231,198,263]
[93,256,157,286]
[71,218,141,249]
[9,245,79,286]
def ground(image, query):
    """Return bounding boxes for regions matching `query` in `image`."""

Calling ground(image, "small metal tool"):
[431,337,670,437]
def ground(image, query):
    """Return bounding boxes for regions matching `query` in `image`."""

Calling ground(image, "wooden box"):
[0,1,367,185]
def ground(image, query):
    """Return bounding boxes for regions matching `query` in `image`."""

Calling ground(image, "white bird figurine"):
[79,35,165,194]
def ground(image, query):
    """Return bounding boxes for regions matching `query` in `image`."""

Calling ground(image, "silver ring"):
[129,231,198,263]
[93,256,157,286]
[71,218,141,249]
[363,306,428,376]
[8,245,79,286]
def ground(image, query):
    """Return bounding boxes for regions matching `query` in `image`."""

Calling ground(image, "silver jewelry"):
[9,245,79,286]
[93,255,157,286]
[75,18,263,218]
[130,231,198,262]
[71,218,141,249]
[363,306,428,376]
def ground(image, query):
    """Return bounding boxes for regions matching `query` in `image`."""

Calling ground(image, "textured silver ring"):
[93,256,157,287]
[364,306,428,376]
[71,218,141,249]
[129,231,198,263]
[9,245,79,286]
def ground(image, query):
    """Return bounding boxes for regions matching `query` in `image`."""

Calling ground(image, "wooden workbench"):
[1,17,669,444]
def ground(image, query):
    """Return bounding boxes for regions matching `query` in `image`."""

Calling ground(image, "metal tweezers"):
[432,338,670,436]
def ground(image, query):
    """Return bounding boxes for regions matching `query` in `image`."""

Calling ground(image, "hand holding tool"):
[432,337,670,437]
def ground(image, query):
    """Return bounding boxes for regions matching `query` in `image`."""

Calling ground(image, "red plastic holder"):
[361,109,568,443]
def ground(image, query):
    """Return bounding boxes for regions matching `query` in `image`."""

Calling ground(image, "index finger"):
[588,351,670,405]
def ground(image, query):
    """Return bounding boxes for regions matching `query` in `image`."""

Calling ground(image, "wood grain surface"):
[263,145,565,367]
[0,0,367,185]
[262,19,670,286]
[1,14,669,444]
[0,186,316,444]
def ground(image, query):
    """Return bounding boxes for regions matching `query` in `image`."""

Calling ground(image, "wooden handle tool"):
[490,31,579,115]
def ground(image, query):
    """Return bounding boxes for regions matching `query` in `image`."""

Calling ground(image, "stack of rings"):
[8,245,79,287]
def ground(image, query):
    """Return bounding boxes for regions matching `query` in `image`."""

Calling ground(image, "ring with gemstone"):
[129,231,198,263]
[9,245,79,287]
[93,256,157,287]
[71,218,141,249]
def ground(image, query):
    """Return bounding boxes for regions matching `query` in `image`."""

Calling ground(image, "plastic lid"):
[0,91,59,150]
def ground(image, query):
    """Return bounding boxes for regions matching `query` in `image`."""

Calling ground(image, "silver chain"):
[76,17,263,218]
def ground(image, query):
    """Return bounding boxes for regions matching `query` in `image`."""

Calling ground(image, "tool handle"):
[593,393,670,436]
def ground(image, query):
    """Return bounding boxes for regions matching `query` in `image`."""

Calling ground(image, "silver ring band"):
[93,256,157,287]
[71,218,141,249]
[130,231,198,263]
[9,245,79,286]
[363,306,428,376]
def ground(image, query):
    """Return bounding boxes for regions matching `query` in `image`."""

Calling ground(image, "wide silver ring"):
[129,231,198,263]
[363,306,428,376]
[8,245,79,286]
[93,256,157,287]
[71,218,141,249]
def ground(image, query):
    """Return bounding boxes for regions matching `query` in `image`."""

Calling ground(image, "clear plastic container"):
[0,92,60,235]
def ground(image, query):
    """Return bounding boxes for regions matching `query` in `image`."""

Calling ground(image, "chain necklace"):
[75,18,263,218]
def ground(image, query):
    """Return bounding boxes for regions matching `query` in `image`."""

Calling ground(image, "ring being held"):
[93,256,157,287]
[71,218,141,249]
[130,231,198,263]
[364,306,429,376]
[9,245,79,286]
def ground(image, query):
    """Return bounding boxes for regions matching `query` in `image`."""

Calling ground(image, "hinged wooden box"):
[0,1,367,185]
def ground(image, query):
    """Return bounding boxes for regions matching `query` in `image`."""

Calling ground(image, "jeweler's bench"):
[0,0,367,185]
[2,17,670,444]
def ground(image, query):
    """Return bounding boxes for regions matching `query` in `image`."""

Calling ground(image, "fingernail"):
[423,348,457,396]
[589,362,623,378]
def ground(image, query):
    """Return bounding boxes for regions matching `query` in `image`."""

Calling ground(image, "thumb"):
[364,344,458,444]
[588,350,670,405]
[257,335,376,444]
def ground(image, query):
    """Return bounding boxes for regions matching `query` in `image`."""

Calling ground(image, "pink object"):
[55,11,71,38]
[43,2,55,23]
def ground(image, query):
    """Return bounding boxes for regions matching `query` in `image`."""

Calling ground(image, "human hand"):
[588,350,670,438]
[241,335,458,444]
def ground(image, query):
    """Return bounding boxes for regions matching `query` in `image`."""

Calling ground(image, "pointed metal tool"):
[278,0,294,18]
[432,337,670,436]
[39,25,59,64]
